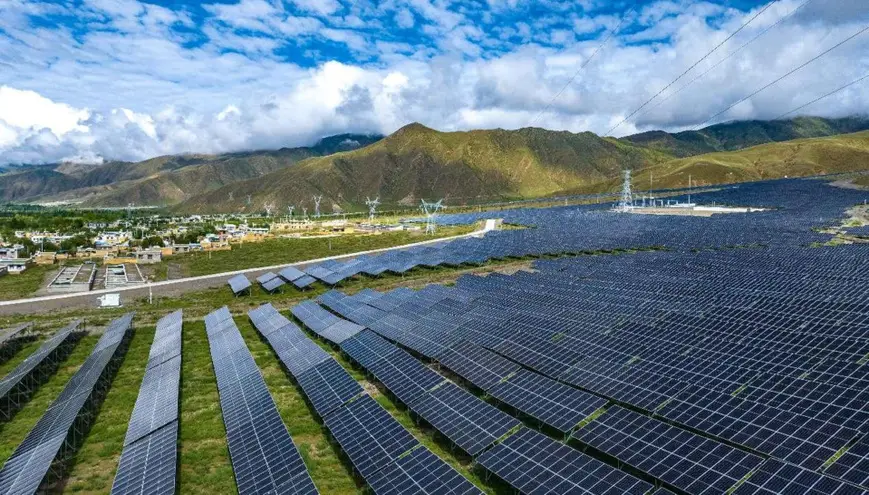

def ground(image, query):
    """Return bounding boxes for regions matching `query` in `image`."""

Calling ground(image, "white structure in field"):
[98,293,121,308]
[421,199,445,234]
[365,197,380,222]
[617,169,633,212]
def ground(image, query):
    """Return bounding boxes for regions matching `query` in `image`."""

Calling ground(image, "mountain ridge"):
[3,116,868,209]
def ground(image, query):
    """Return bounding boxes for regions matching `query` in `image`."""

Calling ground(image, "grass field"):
[142,226,474,281]
[0,264,55,302]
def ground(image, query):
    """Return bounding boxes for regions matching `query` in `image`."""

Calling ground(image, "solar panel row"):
[248,303,480,494]
[204,307,317,495]
[0,313,133,495]
[0,320,82,421]
[111,310,183,495]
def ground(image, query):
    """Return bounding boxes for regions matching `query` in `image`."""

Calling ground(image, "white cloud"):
[1,0,868,165]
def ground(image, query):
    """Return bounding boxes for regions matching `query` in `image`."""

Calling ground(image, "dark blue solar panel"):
[477,428,651,495]
[366,446,482,495]
[323,395,418,479]
[409,382,520,456]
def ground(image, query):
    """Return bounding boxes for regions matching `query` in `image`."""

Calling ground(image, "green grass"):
[0,335,99,465]
[63,328,154,493]
[177,321,235,494]
[0,337,44,376]
[151,227,473,280]
[0,264,55,301]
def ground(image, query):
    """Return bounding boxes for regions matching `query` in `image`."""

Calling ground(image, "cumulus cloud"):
[0,0,868,165]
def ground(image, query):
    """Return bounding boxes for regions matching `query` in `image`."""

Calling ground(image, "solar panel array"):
[0,313,134,494]
[227,274,252,295]
[306,200,869,495]
[204,307,317,495]
[0,320,82,421]
[112,310,182,495]
[248,303,481,494]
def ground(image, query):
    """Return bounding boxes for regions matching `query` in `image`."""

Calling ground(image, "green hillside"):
[174,123,672,213]
[599,130,869,193]
[620,116,869,158]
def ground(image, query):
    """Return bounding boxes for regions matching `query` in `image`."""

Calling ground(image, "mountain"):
[3,116,868,210]
[174,123,672,213]
[601,130,869,193]
[0,133,382,206]
[620,116,869,158]
[179,126,869,213]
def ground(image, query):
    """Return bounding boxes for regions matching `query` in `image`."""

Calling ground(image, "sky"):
[0,0,868,165]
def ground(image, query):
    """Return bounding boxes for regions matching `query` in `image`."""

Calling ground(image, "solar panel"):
[435,340,521,390]
[317,319,364,344]
[659,385,857,470]
[291,301,339,333]
[204,307,317,495]
[0,313,133,494]
[476,428,652,495]
[366,350,445,405]
[295,358,363,419]
[123,354,181,446]
[111,422,178,495]
[0,320,81,420]
[293,275,317,289]
[573,406,764,494]
[351,288,383,304]
[262,277,286,293]
[279,266,306,282]
[0,322,31,345]
[339,330,400,369]
[256,272,279,284]
[488,369,607,433]
[366,446,482,495]
[409,382,520,456]
[732,459,866,495]
[323,394,418,479]
[228,274,252,295]
[825,436,869,489]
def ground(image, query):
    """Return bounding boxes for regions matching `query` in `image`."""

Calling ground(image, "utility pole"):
[617,170,633,212]
[420,199,445,234]
[313,195,323,218]
[365,197,380,223]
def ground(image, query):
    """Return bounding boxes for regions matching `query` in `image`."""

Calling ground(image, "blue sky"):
[0,0,867,164]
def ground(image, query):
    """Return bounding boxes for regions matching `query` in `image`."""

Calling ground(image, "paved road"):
[0,229,486,316]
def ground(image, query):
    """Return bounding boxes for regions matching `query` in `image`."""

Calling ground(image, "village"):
[0,211,422,293]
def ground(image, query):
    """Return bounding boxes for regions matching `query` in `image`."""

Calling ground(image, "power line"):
[604,0,778,136]
[692,22,869,130]
[632,0,813,125]
[528,7,636,127]
[772,72,869,121]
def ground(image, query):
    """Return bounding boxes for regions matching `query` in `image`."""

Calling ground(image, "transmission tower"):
[617,170,633,212]
[264,203,274,217]
[365,197,380,222]
[287,205,294,220]
[302,206,308,219]
[313,195,323,218]
[420,199,445,234]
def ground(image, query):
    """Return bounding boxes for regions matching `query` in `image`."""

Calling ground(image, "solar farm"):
[1,176,869,494]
